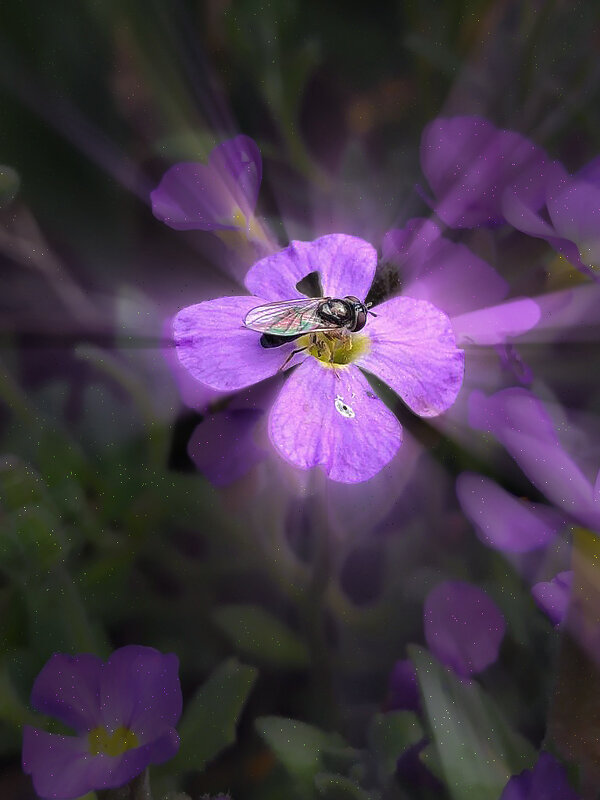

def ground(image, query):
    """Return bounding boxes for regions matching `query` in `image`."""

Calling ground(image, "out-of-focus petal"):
[547,178,600,269]
[421,116,550,228]
[188,409,265,487]
[386,659,421,713]
[531,571,573,627]
[451,298,540,345]
[358,297,464,417]
[208,135,262,217]
[151,162,237,231]
[245,235,377,302]
[457,472,565,553]
[23,728,99,800]
[468,388,599,528]
[384,219,508,316]
[173,296,297,391]
[99,646,182,742]
[268,359,402,483]
[424,580,506,677]
[30,653,103,734]
[500,751,579,799]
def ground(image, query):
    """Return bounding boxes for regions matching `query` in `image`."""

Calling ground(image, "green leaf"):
[13,505,65,569]
[367,711,423,778]
[314,772,372,800]
[256,716,346,784]
[172,658,257,772]
[212,604,309,668]
[0,165,20,206]
[409,646,535,800]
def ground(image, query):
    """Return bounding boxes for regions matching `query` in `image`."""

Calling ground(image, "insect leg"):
[278,345,308,372]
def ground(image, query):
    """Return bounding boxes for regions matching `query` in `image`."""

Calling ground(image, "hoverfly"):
[243,295,374,370]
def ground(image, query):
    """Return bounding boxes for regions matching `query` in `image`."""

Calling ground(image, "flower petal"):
[268,359,402,483]
[151,136,261,232]
[383,219,508,316]
[244,234,377,302]
[208,135,262,217]
[451,298,540,345]
[151,162,237,231]
[500,752,579,800]
[30,653,103,734]
[173,296,298,391]
[424,580,506,677]
[358,296,464,417]
[469,388,599,527]
[531,571,573,627]
[99,646,182,741]
[457,472,565,553]
[421,116,550,228]
[23,727,97,800]
[547,177,600,268]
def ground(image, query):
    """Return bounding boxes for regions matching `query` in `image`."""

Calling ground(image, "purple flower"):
[469,388,600,530]
[456,472,565,553]
[385,659,420,713]
[424,580,506,677]
[22,645,182,800]
[173,234,465,483]
[531,571,573,627]
[420,116,551,228]
[500,752,579,800]
[503,156,600,277]
[382,218,541,346]
[151,135,262,234]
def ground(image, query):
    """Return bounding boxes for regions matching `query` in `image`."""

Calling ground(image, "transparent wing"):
[243,297,338,336]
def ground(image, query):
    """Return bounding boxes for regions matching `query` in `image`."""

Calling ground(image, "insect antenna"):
[365,301,378,318]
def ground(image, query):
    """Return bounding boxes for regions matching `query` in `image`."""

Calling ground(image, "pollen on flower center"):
[298,331,371,367]
[88,725,139,757]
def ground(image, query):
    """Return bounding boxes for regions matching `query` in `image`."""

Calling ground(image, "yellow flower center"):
[88,725,139,757]
[297,331,371,367]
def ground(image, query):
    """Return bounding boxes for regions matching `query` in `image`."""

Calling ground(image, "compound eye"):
[351,306,367,332]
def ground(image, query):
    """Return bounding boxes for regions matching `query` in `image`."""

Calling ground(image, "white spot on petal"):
[335,395,355,418]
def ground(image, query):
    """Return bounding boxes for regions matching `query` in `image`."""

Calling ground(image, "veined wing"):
[243,297,338,336]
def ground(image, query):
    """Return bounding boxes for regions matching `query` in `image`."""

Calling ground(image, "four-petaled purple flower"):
[22,645,182,800]
[151,135,262,236]
[173,233,465,483]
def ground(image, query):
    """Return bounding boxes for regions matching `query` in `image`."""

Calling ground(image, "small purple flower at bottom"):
[22,645,182,800]
[500,752,579,800]
[173,234,465,483]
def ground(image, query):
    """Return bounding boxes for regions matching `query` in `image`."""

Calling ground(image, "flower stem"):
[302,494,338,730]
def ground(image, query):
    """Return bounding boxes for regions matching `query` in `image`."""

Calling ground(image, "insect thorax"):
[317,298,353,326]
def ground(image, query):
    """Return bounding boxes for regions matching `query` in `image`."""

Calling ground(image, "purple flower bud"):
[532,571,573,626]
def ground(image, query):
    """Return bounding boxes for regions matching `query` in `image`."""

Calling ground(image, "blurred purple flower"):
[385,659,420,713]
[151,135,262,233]
[500,751,579,799]
[22,645,181,800]
[469,388,600,530]
[382,219,541,346]
[173,234,464,483]
[504,156,600,278]
[456,472,565,553]
[424,580,506,677]
[420,116,551,228]
[531,571,573,626]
